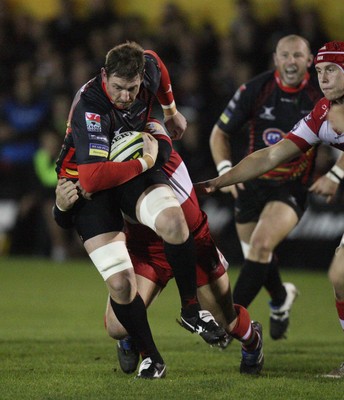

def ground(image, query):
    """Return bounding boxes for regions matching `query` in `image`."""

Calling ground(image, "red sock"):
[335,299,344,331]
[230,304,259,351]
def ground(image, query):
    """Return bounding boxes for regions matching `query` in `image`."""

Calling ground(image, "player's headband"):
[314,41,344,72]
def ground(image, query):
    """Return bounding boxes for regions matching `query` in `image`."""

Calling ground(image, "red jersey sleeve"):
[144,50,175,108]
[78,160,143,193]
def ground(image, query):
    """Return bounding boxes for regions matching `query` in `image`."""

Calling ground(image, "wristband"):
[216,160,232,176]
[162,101,177,118]
[326,171,340,184]
[139,154,155,171]
[138,157,148,172]
[55,202,68,212]
[326,165,344,184]
[331,165,344,180]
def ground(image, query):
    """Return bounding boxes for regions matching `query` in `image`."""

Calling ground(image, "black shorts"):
[117,167,171,221]
[65,167,169,243]
[73,188,124,243]
[234,178,308,224]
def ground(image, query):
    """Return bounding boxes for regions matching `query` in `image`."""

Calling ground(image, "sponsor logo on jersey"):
[262,128,285,146]
[292,120,301,131]
[319,105,328,121]
[259,106,275,120]
[114,127,124,136]
[280,97,295,103]
[89,143,109,157]
[85,112,101,132]
[220,112,229,124]
[88,133,108,143]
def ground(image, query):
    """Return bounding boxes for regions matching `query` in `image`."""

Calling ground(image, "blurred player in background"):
[208,34,322,340]
[196,40,344,378]
[54,132,264,376]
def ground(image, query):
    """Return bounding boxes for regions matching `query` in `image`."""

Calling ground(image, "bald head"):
[276,35,311,55]
[273,35,313,88]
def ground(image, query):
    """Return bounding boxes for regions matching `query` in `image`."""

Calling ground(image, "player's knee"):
[107,272,135,303]
[139,186,188,242]
[249,237,274,261]
[155,207,189,243]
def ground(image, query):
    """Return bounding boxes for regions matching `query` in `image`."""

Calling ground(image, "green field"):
[0,257,342,400]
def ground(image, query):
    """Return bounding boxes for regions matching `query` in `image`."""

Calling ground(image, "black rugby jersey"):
[56,52,163,181]
[217,70,322,183]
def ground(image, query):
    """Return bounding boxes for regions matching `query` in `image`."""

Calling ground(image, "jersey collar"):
[274,70,310,93]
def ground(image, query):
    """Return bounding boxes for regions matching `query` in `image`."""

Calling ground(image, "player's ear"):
[101,67,107,82]
[307,54,314,68]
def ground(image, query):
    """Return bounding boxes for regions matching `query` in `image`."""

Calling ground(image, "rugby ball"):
[110,131,144,162]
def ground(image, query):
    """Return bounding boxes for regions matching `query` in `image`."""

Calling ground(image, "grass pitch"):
[0,256,342,399]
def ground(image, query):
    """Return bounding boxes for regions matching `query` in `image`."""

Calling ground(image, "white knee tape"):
[89,241,133,281]
[240,241,250,258]
[240,241,272,262]
[139,186,180,231]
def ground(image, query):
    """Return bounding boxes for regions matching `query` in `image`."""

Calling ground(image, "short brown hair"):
[104,41,145,80]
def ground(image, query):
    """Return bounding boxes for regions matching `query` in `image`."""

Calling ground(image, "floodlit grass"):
[0,257,342,399]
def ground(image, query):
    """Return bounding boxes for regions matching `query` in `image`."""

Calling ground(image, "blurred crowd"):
[0,0,336,261]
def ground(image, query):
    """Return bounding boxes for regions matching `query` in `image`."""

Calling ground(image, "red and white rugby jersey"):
[161,149,203,233]
[286,97,344,152]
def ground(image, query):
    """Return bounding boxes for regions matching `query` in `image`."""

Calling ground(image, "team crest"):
[262,128,285,146]
[85,112,101,132]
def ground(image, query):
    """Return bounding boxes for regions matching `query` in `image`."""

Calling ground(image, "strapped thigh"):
[89,241,133,281]
[138,186,180,231]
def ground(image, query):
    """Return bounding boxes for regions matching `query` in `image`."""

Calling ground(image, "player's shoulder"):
[77,75,112,114]
[301,97,329,132]
[311,97,330,119]
[240,70,274,99]
[143,52,161,94]
[247,70,275,89]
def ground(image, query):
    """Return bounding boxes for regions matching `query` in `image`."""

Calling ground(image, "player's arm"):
[309,104,344,202]
[209,124,238,195]
[53,179,79,229]
[144,120,173,167]
[209,81,254,195]
[195,139,302,194]
[145,50,187,140]
[309,152,344,203]
[73,107,158,193]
